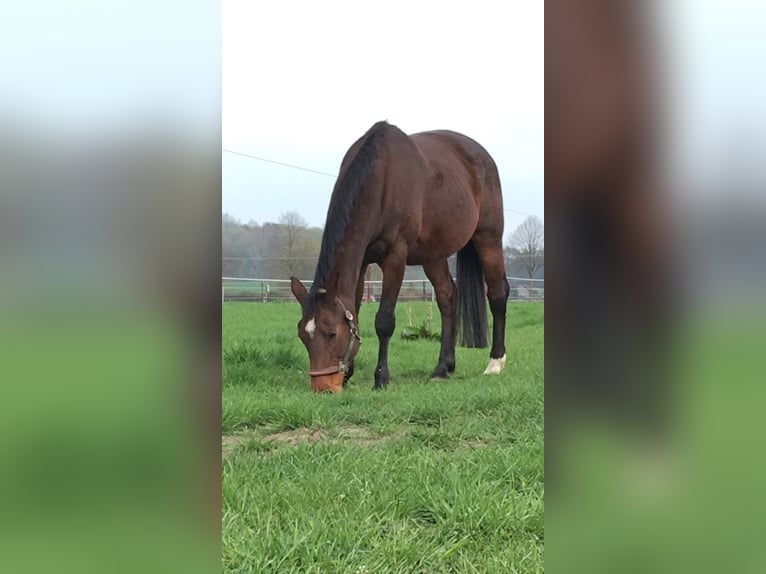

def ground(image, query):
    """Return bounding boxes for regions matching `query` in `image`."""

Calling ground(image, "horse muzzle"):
[310,371,345,394]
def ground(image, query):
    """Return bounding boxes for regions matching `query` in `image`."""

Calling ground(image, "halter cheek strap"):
[309,297,362,378]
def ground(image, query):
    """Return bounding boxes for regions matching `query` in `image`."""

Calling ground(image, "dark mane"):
[308,121,389,304]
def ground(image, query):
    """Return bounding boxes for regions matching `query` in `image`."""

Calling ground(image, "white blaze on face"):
[483,354,506,375]
[305,317,316,339]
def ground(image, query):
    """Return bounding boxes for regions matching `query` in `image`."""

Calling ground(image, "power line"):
[222,148,338,178]
[223,147,541,219]
[504,208,542,218]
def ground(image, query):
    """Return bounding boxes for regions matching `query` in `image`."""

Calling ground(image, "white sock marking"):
[483,354,506,375]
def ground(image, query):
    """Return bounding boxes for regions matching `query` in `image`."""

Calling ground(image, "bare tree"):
[278,211,309,278]
[506,216,544,296]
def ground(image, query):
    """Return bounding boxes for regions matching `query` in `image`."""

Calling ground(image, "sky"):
[222,0,766,231]
[1,1,219,137]
[2,0,759,233]
[658,0,766,199]
[222,0,544,232]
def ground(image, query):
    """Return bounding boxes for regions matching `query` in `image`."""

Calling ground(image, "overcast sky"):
[2,1,763,231]
[222,1,544,232]
[222,0,766,230]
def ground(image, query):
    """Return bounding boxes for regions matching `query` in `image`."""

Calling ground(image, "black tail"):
[456,241,488,348]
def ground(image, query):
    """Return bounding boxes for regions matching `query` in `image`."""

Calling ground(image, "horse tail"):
[456,241,489,348]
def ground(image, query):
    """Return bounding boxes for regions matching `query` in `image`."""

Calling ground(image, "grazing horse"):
[290,121,509,393]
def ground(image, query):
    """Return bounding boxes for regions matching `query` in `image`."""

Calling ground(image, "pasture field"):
[222,301,544,573]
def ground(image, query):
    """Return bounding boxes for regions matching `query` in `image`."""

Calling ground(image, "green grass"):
[222,301,544,573]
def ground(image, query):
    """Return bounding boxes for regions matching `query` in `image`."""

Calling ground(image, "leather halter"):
[309,297,362,377]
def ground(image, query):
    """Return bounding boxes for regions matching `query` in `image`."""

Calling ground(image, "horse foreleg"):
[423,259,457,378]
[343,264,369,386]
[355,263,369,317]
[373,249,406,390]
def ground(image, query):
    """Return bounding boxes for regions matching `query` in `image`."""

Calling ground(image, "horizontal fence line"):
[223,255,544,260]
[222,276,545,283]
[222,276,543,303]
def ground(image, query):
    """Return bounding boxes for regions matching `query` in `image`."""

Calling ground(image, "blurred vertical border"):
[0,2,221,573]
[546,1,766,572]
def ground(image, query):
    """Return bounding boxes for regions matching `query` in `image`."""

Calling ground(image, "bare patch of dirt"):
[265,427,328,445]
[264,425,404,446]
[222,433,257,458]
[222,425,410,457]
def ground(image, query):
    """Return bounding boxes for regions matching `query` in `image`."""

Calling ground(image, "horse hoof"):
[430,368,450,380]
[483,354,506,375]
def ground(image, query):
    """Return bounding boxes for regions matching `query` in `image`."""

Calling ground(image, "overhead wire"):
[223,148,542,219]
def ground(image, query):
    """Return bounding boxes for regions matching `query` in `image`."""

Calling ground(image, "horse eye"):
[328,331,337,339]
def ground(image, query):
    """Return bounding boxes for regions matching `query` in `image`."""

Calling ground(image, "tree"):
[221,211,322,282]
[278,211,309,278]
[506,216,544,281]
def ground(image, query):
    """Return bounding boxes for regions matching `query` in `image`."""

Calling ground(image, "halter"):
[309,297,362,378]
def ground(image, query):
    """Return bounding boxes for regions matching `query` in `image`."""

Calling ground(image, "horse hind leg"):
[423,259,457,378]
[472,232,510,374]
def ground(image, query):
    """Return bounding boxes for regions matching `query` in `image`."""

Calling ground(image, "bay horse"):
[290,121,509,393]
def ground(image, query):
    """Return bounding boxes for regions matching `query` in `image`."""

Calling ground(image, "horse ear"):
[290,277,308,305]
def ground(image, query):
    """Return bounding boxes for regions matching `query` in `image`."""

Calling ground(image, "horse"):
[290,121,509,393]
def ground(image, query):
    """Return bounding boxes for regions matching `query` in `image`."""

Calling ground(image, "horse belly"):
[406,190,479,264]
[406,244,452,266]
[406,222,476,265]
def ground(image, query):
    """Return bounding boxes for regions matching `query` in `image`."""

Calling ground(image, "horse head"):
[290,277,361,393]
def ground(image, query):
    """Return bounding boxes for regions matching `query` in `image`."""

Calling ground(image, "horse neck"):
[315,208,376,307]
[329,233,370,306]
[317,167,381,304]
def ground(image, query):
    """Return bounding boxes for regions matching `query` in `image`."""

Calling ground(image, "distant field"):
[222,301,544,573]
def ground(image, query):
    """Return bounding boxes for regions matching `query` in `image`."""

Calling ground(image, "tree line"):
[222,212,321,279]
[223,211,543,281]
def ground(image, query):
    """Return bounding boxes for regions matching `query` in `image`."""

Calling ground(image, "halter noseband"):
[308,297,362,378]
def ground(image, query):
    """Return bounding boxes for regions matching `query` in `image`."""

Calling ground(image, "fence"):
[222,276,544,302]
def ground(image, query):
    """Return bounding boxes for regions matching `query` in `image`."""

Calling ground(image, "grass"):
[222,300,544,573]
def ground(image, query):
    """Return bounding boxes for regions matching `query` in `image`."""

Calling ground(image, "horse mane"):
[308,121,390,303]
